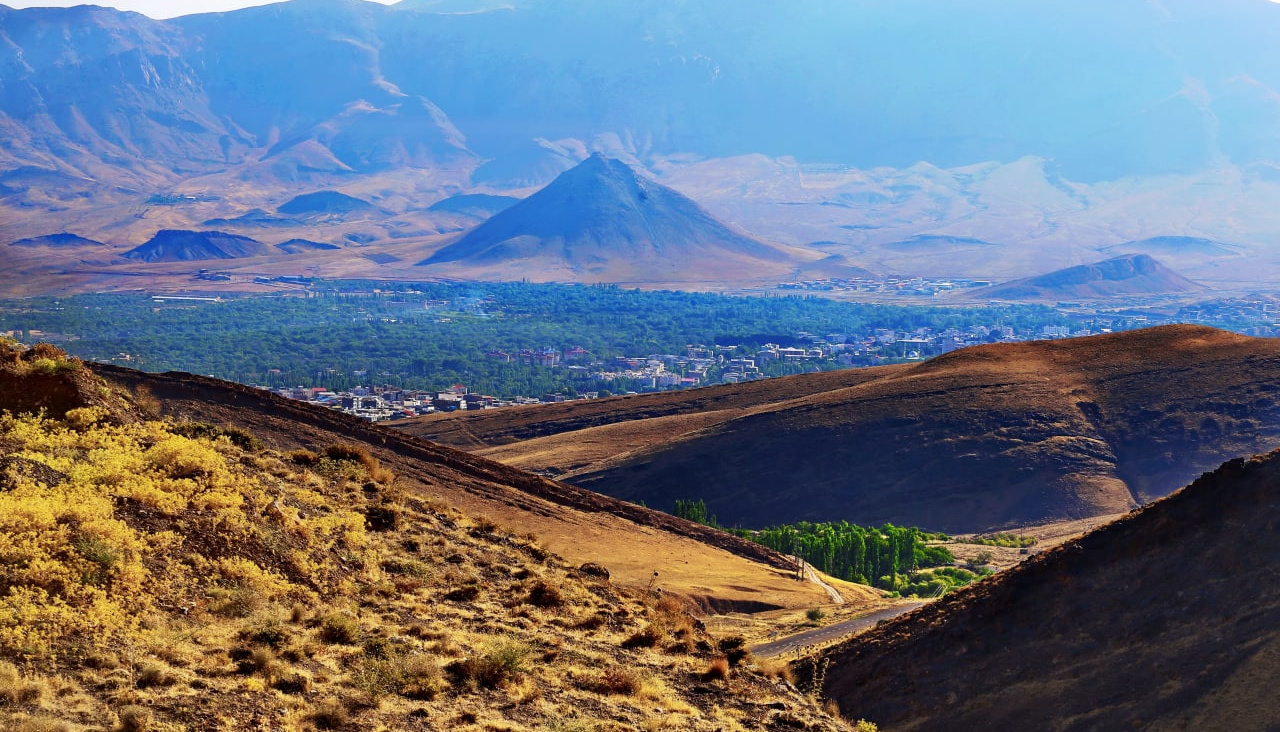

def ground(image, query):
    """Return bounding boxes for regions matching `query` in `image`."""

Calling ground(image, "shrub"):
[134,662,174,689]
[583,666,642,695]
[621,623,664,649]
[806,607,826,622]
[718,635,751,666]
[115,705,151,732]
[307,697,348,730]
[702,657,731,682]
[0,661,45,706]
[451,637,533,689]
[318,613,360,644]
[525,579,565,608]
[397,654,447,700]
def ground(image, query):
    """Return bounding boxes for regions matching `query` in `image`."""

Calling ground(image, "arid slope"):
[93,364,868,613]
[403,326,1280,532]
[813,448,1280,731]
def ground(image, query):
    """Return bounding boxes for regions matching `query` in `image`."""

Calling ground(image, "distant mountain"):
[882,235,998,253]
[276,238,340,253]
[400,326,1280,532]
[10,233,103,248]
[277,191,377,216]
[979,254,1204,300]
[5,0,1280,187]
[817,448,1280,730]
[420,154,795,279]
[7,1,1280,290]
[426,193,521,218]
[1101,235,1242,258]
[202,209,297,228]
[124,230,271,262]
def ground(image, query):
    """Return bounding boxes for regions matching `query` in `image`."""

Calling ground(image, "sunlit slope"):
[0,343,853,732]
[94,363,864,612]
[814,447,1280,731]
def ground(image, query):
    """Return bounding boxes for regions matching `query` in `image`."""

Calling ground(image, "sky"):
[2,0,400,18]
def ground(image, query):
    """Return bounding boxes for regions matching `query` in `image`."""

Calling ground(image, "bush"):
[308,698,348,730]
[702,657,731,682]
[134,662,174,689]
[451,637,533,689]
[583,666,642,695]
[621,623,664,649]
[806,607,826,622]
[0,661,45,706]
[318,613,360,644]
[525,579,565,608]
[717,636,751,666]
[115,705,151,732]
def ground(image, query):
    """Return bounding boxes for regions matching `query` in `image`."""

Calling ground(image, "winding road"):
[750,601,927,658]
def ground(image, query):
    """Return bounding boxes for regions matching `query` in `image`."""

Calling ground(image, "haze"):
[1,0,397,19]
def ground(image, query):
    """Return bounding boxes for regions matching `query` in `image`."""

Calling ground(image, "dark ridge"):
[124,230,270,262]
[276,238,340,253]
[426,193,520,217]
[10,232,104,248]
[277,190,377,215]
[813,447,1280,730]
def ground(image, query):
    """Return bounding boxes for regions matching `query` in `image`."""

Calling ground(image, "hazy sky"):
[2,0,400,19]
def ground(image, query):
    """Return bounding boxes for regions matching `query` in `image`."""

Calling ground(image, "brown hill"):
[812,447,1280,730]
[89,362,867,614]
[978,253,1205,301]
[398,325,1280,532]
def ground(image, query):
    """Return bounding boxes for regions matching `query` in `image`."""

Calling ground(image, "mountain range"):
[5,0,1280,291]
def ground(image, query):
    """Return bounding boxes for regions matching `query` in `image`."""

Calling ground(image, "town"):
[263,317,1174,421]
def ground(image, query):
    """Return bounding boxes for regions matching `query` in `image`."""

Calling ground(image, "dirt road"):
[750,601,927,658]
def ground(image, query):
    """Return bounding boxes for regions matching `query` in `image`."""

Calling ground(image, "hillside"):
[812,447,1280,730]
[0,342,854,732]
[399,325,1280,532]
[124,229,272,263]
[420,154,803,282]
[89,364,865,615]
[978,253,1204,301]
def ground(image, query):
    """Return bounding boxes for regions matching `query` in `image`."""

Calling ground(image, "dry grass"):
[0,364,856,731]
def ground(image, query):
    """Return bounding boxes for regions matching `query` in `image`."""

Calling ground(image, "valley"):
[5,0,1280,729]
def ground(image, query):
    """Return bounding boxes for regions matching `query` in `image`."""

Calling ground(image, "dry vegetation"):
[0,343,852,731]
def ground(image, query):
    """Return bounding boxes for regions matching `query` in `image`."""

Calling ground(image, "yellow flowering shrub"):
[0,413,371,663]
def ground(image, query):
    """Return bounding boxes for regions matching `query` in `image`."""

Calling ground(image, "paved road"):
[750,601,928,659]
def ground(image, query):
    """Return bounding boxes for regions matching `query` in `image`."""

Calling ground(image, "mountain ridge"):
[400,325,1280,532]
